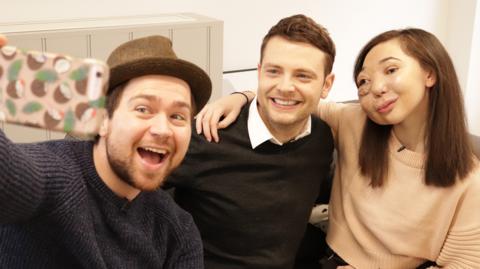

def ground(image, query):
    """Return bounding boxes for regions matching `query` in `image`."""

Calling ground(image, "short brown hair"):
[93,83,127,143]
[260,14,336,75]
[105,83,127,118]
[354,28,474,187]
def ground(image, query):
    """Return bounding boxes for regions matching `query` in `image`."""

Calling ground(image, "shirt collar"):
[247,97,312,149]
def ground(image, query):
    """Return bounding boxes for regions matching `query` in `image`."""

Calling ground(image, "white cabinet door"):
[44,32,89,58]
[172,27,209,74]
[90,29,130,61]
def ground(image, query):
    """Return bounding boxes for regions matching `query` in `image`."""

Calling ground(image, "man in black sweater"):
[0,35,210,268]
[167,15,336,269]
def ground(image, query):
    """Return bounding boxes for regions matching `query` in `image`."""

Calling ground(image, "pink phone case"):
[0,45,109,137]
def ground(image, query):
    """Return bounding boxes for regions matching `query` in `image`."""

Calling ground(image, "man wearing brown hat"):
[0,35,210,268]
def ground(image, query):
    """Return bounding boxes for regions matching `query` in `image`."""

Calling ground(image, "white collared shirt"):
[247,97,312,149]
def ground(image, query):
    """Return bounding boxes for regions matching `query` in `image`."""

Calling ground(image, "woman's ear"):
[425,70,436,88]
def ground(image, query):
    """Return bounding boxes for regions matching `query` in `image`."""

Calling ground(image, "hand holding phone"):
[0,35,6,47]
[0,46,109,137]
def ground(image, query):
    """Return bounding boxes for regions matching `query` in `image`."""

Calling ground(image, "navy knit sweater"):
[0,131,203,269]
[167,104,334,269]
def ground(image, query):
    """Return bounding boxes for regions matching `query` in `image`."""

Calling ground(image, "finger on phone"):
[0,34,7,46]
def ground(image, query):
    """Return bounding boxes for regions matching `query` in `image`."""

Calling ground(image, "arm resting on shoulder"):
[195,90,256,142]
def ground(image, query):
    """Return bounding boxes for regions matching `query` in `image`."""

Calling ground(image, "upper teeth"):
[273,98,298,106]
[143,147,167,154]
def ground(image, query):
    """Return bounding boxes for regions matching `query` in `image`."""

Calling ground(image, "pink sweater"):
[318,102,480,269]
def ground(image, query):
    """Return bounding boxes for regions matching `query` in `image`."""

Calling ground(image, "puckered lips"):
[137,146,169,171]
[375,97,398,114]
[270,97,302,110]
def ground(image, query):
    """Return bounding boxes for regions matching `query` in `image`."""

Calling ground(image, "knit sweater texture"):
[167,104,334,269]
[319,102,480,269]
[0,131,203,269]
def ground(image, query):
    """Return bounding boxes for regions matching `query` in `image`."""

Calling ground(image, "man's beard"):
[105,138,167,192]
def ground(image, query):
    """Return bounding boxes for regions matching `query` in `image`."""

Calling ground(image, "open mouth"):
[137,147,168,166]
[271,98,301,107]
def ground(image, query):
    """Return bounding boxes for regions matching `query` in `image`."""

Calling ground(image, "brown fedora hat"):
[107,35,212,111]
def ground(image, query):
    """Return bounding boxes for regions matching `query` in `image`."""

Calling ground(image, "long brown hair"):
[353,28,474,187]
[260,14,336,75]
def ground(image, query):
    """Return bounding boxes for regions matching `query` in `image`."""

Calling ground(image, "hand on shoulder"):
[195,90,255,142]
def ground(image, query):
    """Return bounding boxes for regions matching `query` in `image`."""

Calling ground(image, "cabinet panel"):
[44,33,88,58]
[133,28,170,40]
[172,27,208,73]
[90,30,130,61]
[5,35,43,51]
[209,23,223,101]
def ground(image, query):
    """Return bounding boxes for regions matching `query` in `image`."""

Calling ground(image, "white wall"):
[466,1,480,136]
[444,0,480,135]
[458,0,480,136]
[2,0,478,131]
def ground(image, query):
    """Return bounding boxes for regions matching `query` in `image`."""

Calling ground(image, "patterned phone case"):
[0,46,109,137]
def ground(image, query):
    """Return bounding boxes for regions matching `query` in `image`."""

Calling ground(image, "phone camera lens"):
[96,71,102,78]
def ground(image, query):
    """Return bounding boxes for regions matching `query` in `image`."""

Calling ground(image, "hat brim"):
[108,57,212,111]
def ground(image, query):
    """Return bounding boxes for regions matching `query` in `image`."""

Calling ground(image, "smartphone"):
[0,45,109,137]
